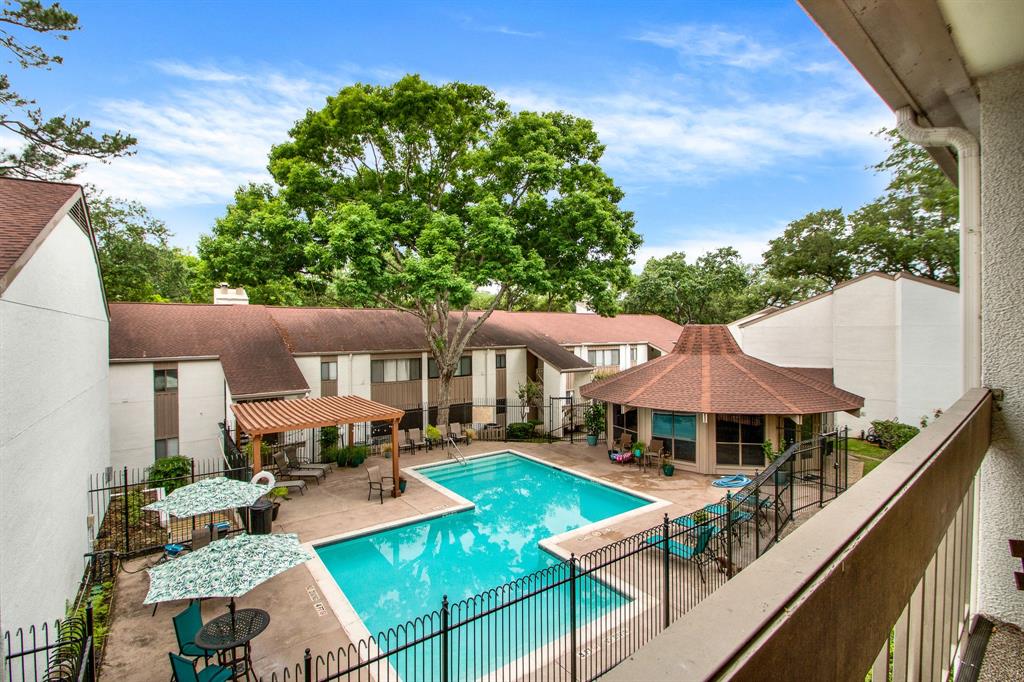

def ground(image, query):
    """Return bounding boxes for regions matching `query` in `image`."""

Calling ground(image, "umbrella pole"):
[229,596,236,631]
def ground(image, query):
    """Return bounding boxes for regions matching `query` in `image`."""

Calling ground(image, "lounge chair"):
[168,652,232,682]
[172,601,214,666]
[449,423,468,444]
[273,451,324,486]
[407,428,427,451]
[366,465,394,504]
[645,524,717,583]
[284,444,331,476]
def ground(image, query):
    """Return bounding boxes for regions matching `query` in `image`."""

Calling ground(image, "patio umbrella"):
[144,533,310,626]
[142,477,270,518]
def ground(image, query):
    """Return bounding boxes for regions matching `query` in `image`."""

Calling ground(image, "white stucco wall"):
[504,348,527,404]
[0,213,109,633]
[472,349,497,404]
[349,354,372,399]
[978,61,1024,627]
[739,294,834,368]
[542,361,562,431]
[108,363,155,469]
[295,356,322,399]
[177,361,227,466]
[895,277,961,425]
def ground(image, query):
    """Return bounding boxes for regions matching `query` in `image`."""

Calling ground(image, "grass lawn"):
[847,438,893,475]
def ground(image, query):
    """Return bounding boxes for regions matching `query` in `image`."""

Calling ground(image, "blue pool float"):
[712,474,751,488]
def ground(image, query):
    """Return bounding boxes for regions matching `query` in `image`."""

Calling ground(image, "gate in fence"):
[547,396,585,443]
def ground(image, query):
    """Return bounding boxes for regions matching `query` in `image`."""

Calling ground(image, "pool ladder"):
[445,436,467,465]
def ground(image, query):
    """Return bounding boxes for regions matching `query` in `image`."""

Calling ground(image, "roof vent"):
[214,284,249,305]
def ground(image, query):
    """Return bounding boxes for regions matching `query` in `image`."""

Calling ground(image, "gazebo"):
[231,395,406,496]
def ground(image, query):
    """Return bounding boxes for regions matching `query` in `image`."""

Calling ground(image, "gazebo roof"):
[580,325,864,416]
[231,395,404,436]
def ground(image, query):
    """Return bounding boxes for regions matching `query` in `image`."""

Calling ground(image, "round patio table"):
[194,608,270,681]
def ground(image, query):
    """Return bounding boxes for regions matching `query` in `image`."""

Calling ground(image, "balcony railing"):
[605,388,992,682]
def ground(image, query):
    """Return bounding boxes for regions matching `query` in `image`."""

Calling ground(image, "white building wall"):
[0,214,109,633]
[472,349,496,404]
[295,356,322,399]
[895,278,961,425]
[504,348,527,404]
[177,361,227,466]
[109,363,155,469]
[738,295,834,368]
[542,361,561,431]
[349,354,372,399]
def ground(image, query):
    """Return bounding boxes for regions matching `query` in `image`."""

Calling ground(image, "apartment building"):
[107,297,683,468]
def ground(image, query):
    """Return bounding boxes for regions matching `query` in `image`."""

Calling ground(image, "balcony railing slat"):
[892,601,910,682]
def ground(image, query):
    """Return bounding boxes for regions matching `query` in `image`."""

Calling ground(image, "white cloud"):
[634,223,783,271]
[634,25,783,69]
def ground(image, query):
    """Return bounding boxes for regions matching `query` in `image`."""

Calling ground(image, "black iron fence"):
[2,606,95,682]
[87,459,251,557]
[262,431,847,682]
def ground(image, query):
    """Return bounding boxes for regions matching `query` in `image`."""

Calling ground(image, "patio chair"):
[284,444,331,476]
[449,423,468,444]
[168,652,232,682]
[643,439,665,472]
[172,602,215,666]
[366,465,394,504]
[407,428,427,451]
[272,451,324,486]
[398,430,415,453]
[645,524,717,583]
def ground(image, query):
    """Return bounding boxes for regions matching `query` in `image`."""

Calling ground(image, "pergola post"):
[348,423,354,448]
[253,434,262,474]
[391,418,401,498]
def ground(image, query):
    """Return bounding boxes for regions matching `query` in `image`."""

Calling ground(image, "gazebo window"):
[716,414,765,466]
[652,412,697,462]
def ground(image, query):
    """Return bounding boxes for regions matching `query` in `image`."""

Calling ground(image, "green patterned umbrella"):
[144,533,310,604]
[142,477,270,518]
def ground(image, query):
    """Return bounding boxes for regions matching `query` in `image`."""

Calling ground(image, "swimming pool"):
[314,452,654,678]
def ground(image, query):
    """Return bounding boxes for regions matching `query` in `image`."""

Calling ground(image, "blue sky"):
[6,0,893,265]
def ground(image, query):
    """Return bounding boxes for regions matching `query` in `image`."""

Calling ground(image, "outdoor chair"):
[284,444,331,476]
[168,652,232,682]
[172,602,215,666]
[366,465,394,504]
[449,423,468,444]
[645,524,717,583]
[398,430,415,453]
[704,501,755,545]
[407,428,427,451]
[272,451,324,486]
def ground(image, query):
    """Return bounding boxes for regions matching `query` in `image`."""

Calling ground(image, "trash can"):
[248,498,274,535]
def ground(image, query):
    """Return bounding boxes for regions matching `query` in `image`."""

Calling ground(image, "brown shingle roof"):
[580,325,863,415]
[0,177,82,284]
[486,310,683,353]
[109,303,308,397]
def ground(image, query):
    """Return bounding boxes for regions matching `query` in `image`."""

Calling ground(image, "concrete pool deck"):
[99,441,859,680]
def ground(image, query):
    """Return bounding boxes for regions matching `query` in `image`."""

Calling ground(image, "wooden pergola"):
[231,395,406,497]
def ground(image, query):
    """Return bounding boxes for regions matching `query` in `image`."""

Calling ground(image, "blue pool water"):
[315,452,650,677]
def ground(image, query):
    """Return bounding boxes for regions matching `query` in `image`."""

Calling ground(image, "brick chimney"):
[213,283,249,305]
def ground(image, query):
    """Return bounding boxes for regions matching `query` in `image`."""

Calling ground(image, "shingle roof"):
[109,303,309,397]
[580,325,863,415]
[486,310,683,353]
[0,177,82,283]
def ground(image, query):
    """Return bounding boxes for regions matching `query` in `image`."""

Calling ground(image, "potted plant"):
[267,486,290,521]
[583,402,606,447]
[691,508,708,525]
[465,427,475,444]
[661,453,675,477]
[763,440,789,485]
[398,476,408,494]
[633,440,646,458]
[425,424,442,448]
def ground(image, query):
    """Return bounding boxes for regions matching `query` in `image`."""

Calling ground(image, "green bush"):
[147,456,192,493]
[125,490,145,526]
[583,402,606,436]
[320,426,339,449]
[871,419,920,451]
[320,445,343,465]
[425,424,442,441]
[506,422,536,440]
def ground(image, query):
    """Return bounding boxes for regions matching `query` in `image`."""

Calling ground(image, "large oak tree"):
[266,76,640,425]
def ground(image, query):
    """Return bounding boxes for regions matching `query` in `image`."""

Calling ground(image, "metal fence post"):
[725,495,734,579]
[303,647,312,682]
[754,480,761,558]
[121,466,129,555]
[818,436,825,507]
[440,595,450,682]
[662,513,671,627]
[569,554,578,681]
[85,602,96,681]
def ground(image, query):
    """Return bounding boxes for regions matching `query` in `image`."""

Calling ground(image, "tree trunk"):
[436,369,452,433]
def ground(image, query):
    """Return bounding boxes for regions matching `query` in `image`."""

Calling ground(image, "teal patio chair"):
[645,524,717,583]
[169,652,232,682]
[172,601,214,665]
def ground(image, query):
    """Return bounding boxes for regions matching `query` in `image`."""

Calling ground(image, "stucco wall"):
[0,214,109,632]
[295,356,322,399]
[978,61,1024,627]
[739,294,834,368]
[542,361,561,431]
[504,348,527,404]
[109,363,155,468]
[177,361,227,466]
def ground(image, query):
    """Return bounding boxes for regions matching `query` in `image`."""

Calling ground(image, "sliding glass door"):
[652,412,697,462]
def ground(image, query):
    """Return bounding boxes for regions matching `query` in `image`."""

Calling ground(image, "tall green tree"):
[268,75,640,424]
[90,193,198,302]
[1,0,135,180]
[624,248,756,324]
[761,208,854,294]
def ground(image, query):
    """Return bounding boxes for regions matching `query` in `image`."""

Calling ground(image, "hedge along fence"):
[870,419,921,451]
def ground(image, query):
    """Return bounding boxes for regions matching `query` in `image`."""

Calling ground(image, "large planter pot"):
[773,469,790,486]
[587,434,599,446]
[271,502,281,522]
[399,478,408,493]
[662,463,675,477]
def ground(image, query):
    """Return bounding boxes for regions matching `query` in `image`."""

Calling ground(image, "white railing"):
[605,388,992,682]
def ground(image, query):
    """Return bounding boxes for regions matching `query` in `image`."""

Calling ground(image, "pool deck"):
[99,441,858,680]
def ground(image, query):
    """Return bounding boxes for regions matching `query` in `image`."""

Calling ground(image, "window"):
[652,412,697,462]
[715,414,765,466]
[154,369,178,393]
[587,348,620,367]
[371,358,422,383]
[495,353,506,369]
[496,398,507,415]
[155,437,179,459]
[427,356,472,379]
[320,361,337,381]
[630,346,638,365]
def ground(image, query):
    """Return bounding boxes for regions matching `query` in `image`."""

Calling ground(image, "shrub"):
[583,402,606,435]
[341,445,370,466]
[125,490,145,526]
[425,424,442,441]
[320,426,339,449]
[870,419,920,451]
[506,422,536,440]
[147,456,192,493]
[320,445,342,464]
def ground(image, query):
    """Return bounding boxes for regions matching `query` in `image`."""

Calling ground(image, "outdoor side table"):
[194,608,270,681]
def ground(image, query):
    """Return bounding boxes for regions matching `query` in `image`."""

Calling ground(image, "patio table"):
[194,608,270,681]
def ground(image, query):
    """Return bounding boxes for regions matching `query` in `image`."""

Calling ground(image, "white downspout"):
[895,107,981,390]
